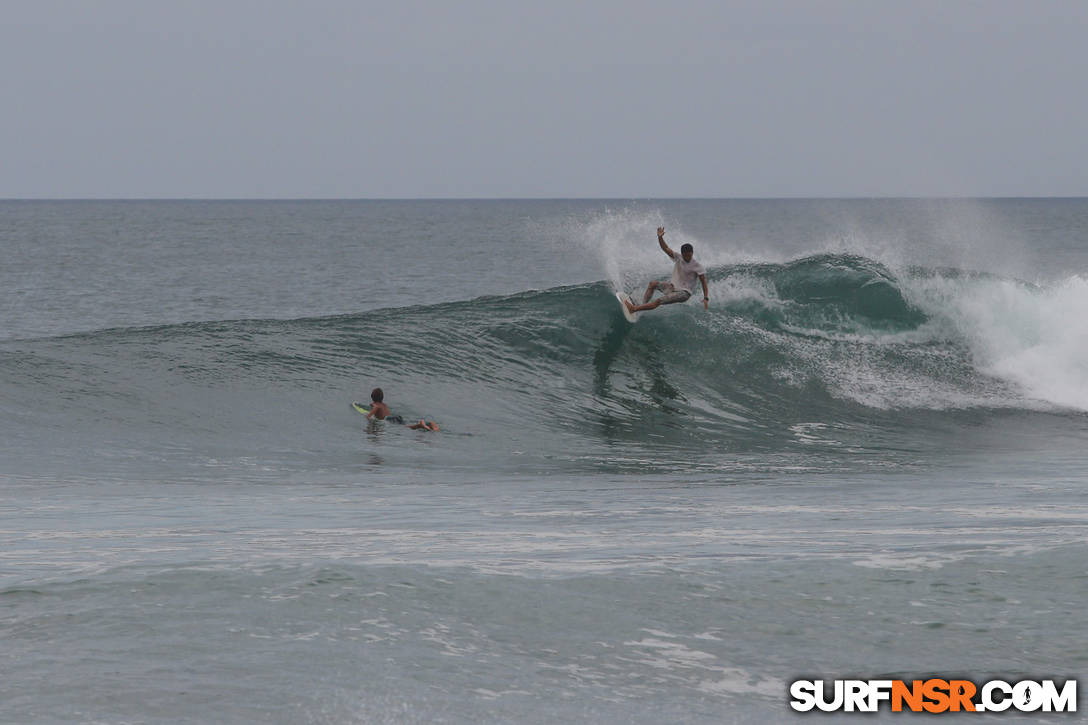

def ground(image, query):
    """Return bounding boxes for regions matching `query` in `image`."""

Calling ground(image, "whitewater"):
[2,199,1086,723]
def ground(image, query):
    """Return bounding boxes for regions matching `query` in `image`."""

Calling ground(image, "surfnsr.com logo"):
[789,679,1077,713]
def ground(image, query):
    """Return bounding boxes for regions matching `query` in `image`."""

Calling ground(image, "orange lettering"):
[948,680,976,712]
[892,680,924,712]
[922,679,951,713]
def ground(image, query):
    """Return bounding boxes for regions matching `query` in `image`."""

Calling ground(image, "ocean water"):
[2,199,1086,723]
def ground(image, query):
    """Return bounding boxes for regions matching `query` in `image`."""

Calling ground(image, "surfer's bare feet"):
[624,299,637,313]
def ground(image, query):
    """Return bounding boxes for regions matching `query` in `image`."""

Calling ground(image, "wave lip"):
[770,254,926,329]
[4,253,1088,477]
[712,254,927,338]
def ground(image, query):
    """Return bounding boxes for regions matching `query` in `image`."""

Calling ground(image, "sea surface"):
[2,199,1086,723]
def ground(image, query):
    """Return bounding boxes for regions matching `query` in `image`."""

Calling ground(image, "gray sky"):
[3,0,1087,198]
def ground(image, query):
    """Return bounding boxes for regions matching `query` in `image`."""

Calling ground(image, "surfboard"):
[616,292,638,323]
[352,402,417,428]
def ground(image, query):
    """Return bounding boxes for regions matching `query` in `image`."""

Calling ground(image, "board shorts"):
[656,281,692,304]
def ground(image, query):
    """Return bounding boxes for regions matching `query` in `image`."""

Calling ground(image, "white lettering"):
[1014,680,1043,712]
[816,680,844,712]
[789,680,817,712]
[845,680,868,712]
[1041,679,1077,712]
[868,680,893,710]
[982,680,1012,712]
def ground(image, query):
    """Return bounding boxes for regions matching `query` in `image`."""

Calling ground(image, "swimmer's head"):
[371,387,384,403]
[680,243,693,262]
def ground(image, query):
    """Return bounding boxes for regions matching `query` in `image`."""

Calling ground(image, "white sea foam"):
[904,273,1088,411]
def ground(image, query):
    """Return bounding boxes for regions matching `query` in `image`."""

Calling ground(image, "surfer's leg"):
[627,285,690,313]
[657,289,692,306]
[626,298,663,313]
[631,282,679,311]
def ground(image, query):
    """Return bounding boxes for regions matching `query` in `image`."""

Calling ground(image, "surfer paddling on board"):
[364,388,439,431]
[623,227,709,314]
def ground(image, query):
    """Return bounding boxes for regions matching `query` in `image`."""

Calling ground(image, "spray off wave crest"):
[4,252,1087,474]
[580,205,1088,414]
[902,270,1088,412]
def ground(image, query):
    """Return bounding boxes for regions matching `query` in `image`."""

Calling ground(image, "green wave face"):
[718,254,928,335]
[0,254,1074,475]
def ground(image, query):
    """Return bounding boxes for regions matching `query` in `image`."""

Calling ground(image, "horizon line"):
[3,195,1088,202]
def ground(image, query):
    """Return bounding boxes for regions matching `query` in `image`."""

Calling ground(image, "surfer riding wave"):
[624,227,709,314]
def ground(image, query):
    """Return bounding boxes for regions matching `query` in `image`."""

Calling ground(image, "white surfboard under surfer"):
[621,227,709,317]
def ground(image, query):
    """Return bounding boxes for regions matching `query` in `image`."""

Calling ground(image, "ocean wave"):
[2,254,1085,466]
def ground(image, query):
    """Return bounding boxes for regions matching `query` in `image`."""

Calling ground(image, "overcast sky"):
[3,0,1087,198]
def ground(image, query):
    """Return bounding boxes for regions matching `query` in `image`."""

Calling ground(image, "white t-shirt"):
[670,255,706,293]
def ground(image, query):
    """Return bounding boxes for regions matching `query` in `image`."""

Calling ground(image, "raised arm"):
[657,227,676,259]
